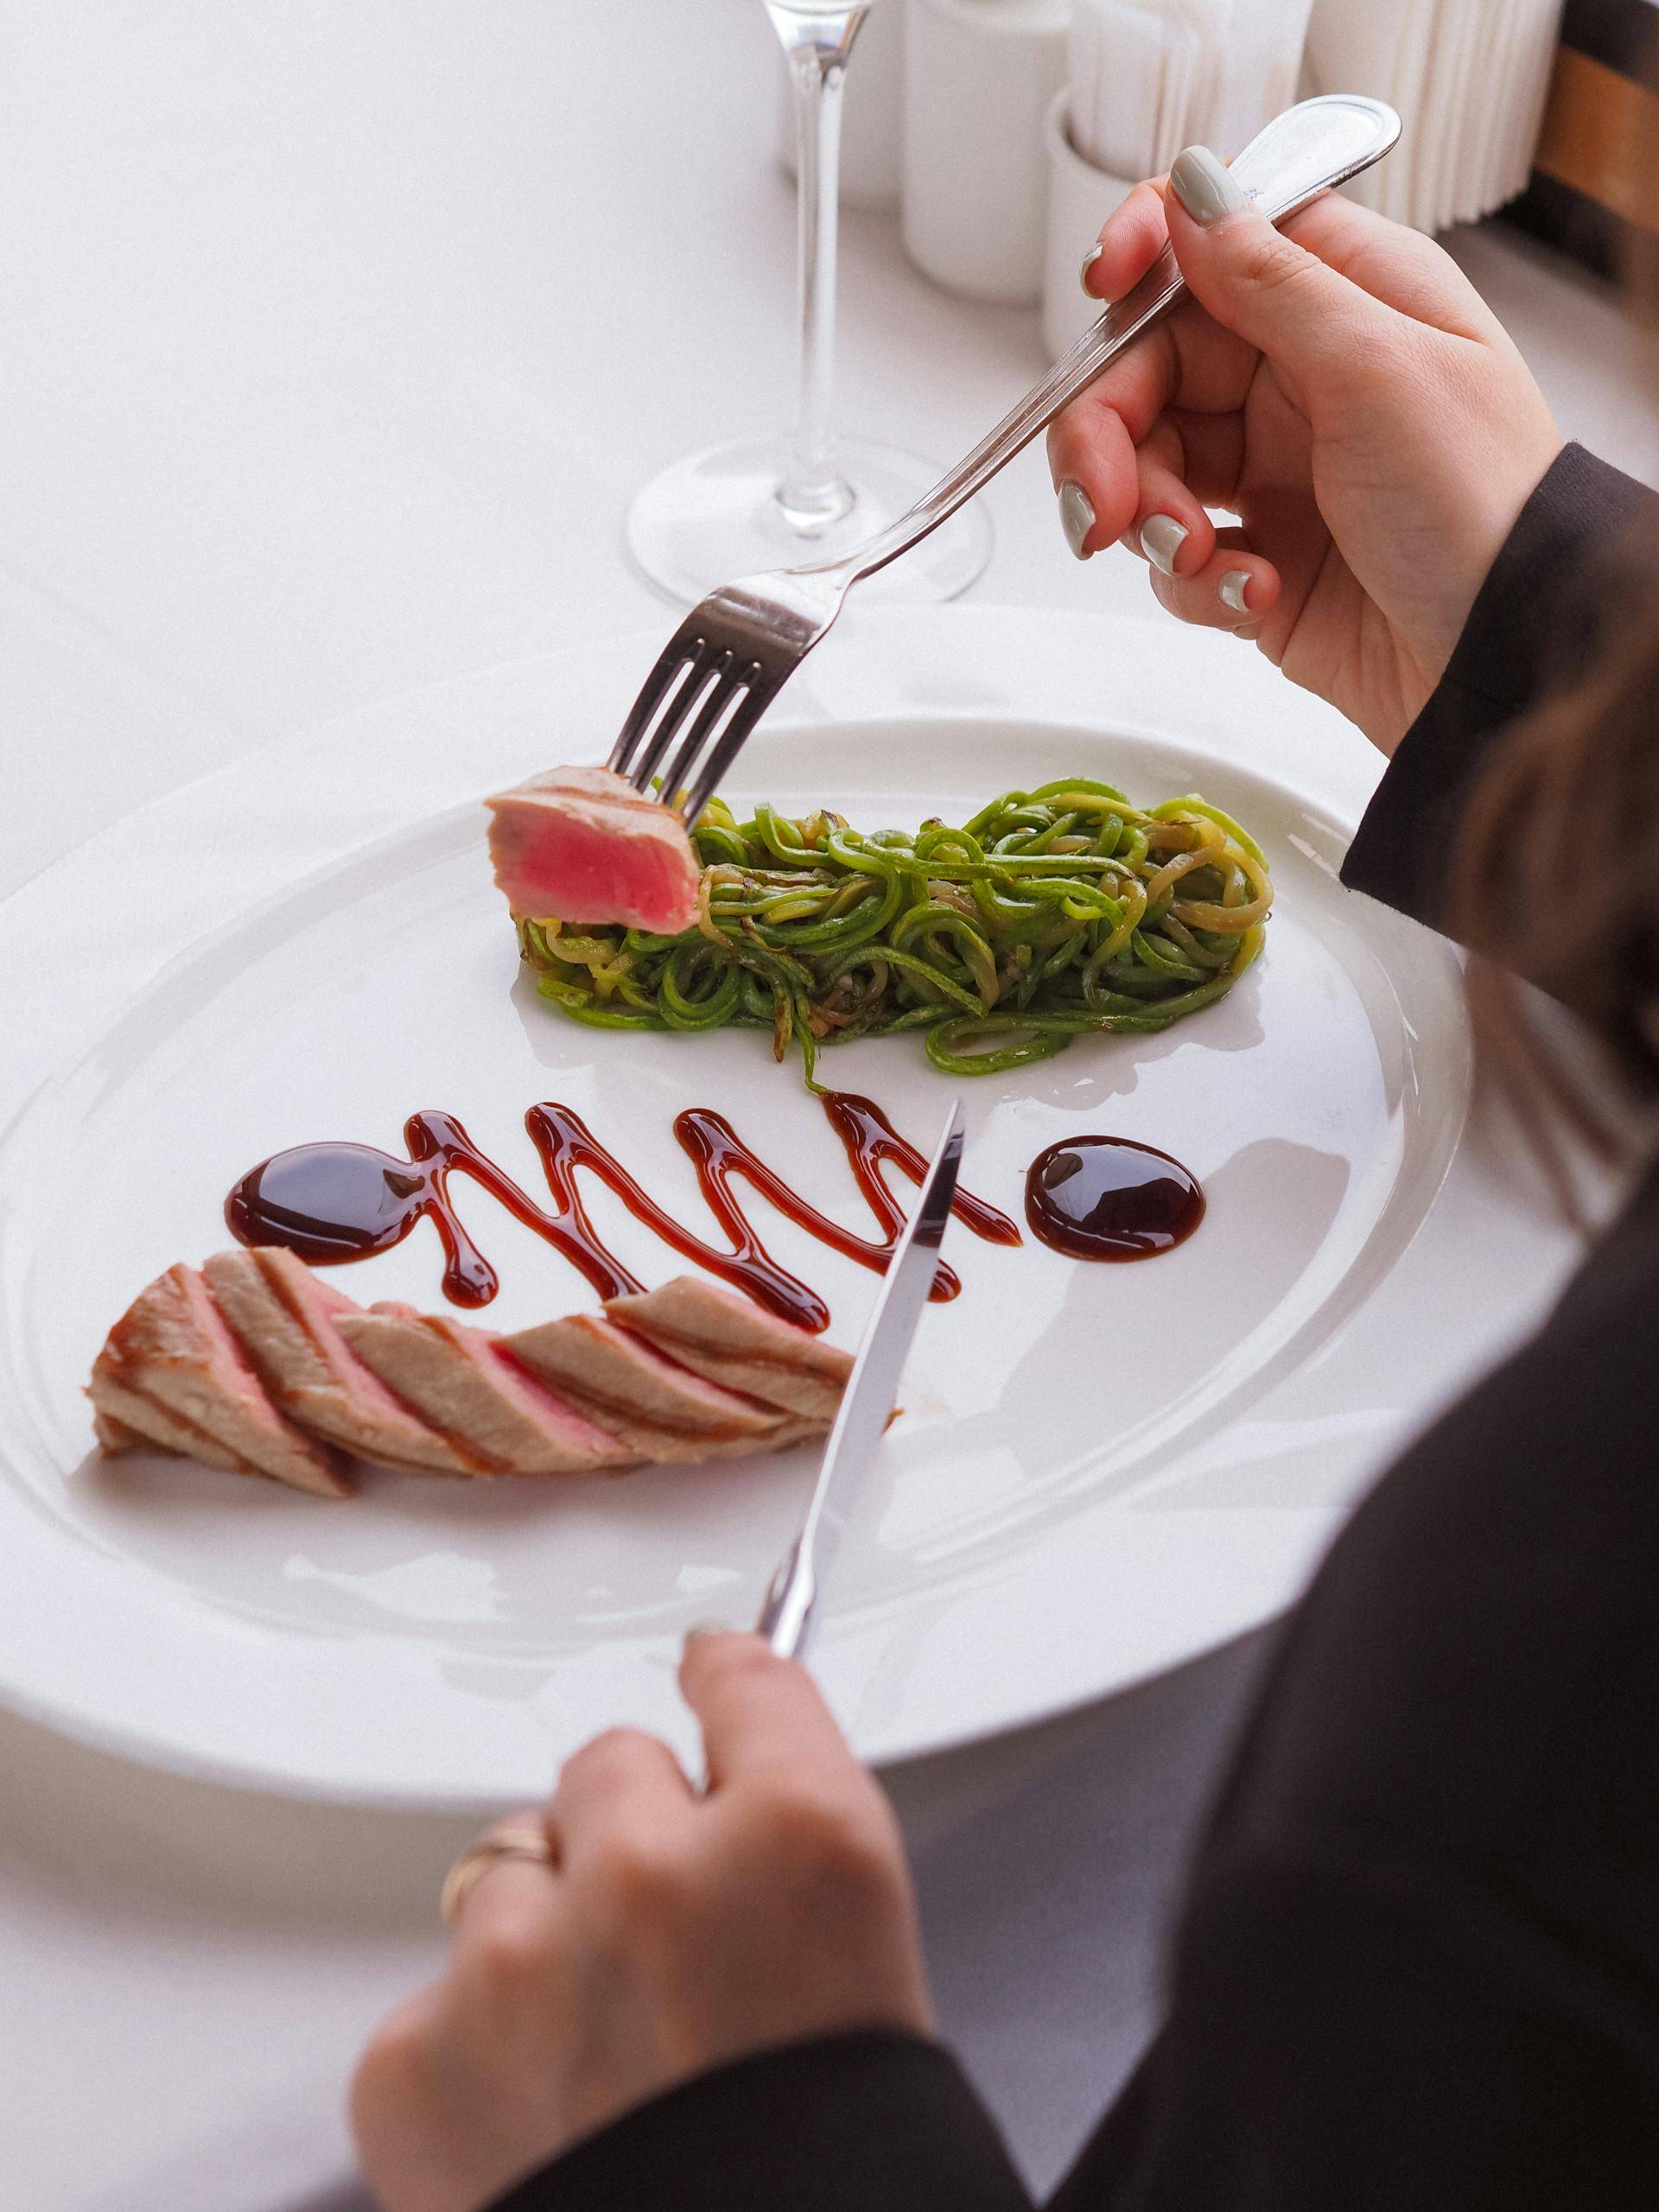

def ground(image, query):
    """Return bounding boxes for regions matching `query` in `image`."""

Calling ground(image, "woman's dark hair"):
[1446,156,1659,1198]
[1452,558,1659,1184]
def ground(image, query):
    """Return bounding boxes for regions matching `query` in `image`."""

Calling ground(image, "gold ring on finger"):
[439,1823,556,1930]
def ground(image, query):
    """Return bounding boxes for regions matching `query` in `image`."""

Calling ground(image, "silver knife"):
[755,1098,965,1662]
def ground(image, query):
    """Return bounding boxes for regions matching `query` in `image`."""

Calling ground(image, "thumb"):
[679,1627,852,1791]
[1164,143,1390,408]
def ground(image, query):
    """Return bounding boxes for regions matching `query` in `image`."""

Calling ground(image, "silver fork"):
[609,94,1400,823]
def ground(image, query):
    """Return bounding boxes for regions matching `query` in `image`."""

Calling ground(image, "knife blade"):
[754,1097,965,1661]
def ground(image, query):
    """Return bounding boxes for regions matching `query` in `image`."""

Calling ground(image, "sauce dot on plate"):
[1025,1135,1205,1262]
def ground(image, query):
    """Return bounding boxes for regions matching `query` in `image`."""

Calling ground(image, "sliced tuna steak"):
[605,1277,853,1423]
[87,1371,264,1477]
[501,1312,789,1461]
[90,1265,349,1497]
[202,1249,476,1475]
[335,1310,634,1475]
[485,764,701,934]
[90,1260,842,1489]
[90,1407,144,1455]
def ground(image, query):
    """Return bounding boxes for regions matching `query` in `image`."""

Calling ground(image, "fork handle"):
[810,95,1399,589]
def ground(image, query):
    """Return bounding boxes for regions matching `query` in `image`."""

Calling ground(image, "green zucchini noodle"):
[514,778,1272,1084]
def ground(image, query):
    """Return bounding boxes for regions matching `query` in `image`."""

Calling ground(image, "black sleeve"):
[1047,1845,1659,2212]
[484,2029,1032,2212]
[1339,442,1654,931]
[1046,1162,1659,2212]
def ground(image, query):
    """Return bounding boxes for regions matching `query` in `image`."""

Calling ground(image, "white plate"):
[0,607,1577,1808]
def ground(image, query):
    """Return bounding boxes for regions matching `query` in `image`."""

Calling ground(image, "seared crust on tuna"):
[334,1311,637,1475]
[202,1249,477,1475]
[604,1277,854,1423]
[88,1372,267,1478]
[88,1264,351,1497]
[499,1312,788,1461]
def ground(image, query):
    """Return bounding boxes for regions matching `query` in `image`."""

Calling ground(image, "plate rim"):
[0,607,1577,1806]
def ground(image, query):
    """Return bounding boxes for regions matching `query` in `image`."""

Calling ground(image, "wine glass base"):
[626,435,994,607]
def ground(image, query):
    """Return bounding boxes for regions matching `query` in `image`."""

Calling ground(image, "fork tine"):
[658,655,753,811]
[607,626,708,785]
[678,676,778,823]
[628,653,727,794]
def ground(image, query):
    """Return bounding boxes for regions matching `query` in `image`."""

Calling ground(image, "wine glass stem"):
[779,18,864,531]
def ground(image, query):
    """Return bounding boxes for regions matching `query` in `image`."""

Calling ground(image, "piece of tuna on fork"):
[484,764,701,935]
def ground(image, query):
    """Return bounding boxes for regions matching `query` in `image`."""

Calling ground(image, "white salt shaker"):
[902,0,1071,305]
[1042,90,1136,362]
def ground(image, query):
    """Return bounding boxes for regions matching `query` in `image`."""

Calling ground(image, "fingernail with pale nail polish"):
[1169,144,1248,226]
[1058,481,1096,561]
[1139,514,1188,575]
[1079,242,1103,294]
[1219,569,1251,614]
[683,1620,732,1643]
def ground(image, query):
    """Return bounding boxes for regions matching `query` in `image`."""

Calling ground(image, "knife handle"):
[755,1535,817,1661]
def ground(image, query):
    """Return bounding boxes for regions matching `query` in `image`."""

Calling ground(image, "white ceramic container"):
[902,0,1071,304]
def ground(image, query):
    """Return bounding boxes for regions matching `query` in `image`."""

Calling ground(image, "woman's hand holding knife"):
[352,1104,965,2212]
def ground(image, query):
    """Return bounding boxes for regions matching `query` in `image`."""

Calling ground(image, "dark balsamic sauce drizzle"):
[226,1093,1020,1332]
[1025,1135,1205,1262]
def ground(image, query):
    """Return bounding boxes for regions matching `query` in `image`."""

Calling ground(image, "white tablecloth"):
[4,7,1656,2205]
